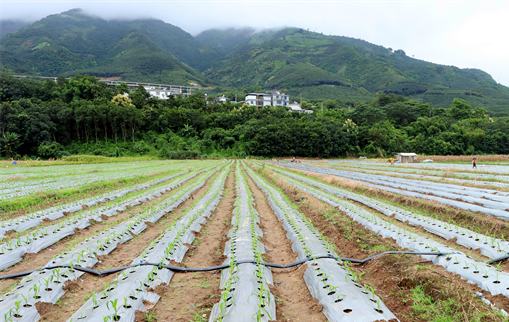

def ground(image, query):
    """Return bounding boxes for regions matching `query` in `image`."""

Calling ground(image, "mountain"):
[197,27,509,110]
[1,10,508,112]
[0,20,33,39]
[0,9,216,86]
[195,27,255,57]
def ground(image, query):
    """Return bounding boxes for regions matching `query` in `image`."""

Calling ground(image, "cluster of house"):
[243,92,313,113]
[128,84,313,113]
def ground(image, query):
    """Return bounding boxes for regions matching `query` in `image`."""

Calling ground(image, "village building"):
[394,153,418,163]
[245,91,290,108]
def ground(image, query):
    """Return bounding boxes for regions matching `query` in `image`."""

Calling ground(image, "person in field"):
[390,157,394,166]
[472,157,477,169]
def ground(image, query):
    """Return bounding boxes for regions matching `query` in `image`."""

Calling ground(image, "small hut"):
[395,153,418,163]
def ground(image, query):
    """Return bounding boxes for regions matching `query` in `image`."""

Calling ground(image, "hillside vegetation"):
[1,9,508,113]
[1,74,508,160]
[198,27,509,111]
[0,9,215,86]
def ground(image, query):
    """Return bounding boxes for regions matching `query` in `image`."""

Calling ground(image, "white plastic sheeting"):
[0,164,226,322]
[210,164,276,322]
[279,173,509,305]
[245,164,398,322]
[278,163,509,220]
[0,170,190,239]
[66,165,229,322]
[267,165,509,260]
[0,165,220,271]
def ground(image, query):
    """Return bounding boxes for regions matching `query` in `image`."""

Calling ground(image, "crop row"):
[0,164,225,322]
[66,163,230,321]
[0,167,196,239]
[266,164,509,259]
[279,162,509,220]
[244,163,398,322]
[265,164,509,305]
[209,163,276,321]
[0,162,181,201]
[324,162,509,188]
[0,167,210,271]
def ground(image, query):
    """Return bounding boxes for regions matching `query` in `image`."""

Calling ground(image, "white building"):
[288,101,313,114]
[146,86,183,99]
[245,91,289,108]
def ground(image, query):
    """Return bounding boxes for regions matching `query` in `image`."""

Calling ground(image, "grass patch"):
[0,171,172,213]
[409,285,508,321]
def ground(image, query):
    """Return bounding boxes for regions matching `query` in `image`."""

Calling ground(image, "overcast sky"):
[2,0,508,87]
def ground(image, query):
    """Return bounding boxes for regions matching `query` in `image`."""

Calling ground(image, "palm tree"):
[182,124,194,137]
[1,132,21,158]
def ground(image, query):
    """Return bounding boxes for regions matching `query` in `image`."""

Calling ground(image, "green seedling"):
[106,298,122,320]
[13,301,22,317]
[123,297,131,309]
[335,293,347,303]
[17,294,31,307]
[53,268,62,283]
[43,276,54,291]
[30,284,41,299]
[91,292,100,308]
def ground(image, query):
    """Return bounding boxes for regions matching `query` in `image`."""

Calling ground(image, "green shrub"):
[160,149,200,159]
[37,142,67,159]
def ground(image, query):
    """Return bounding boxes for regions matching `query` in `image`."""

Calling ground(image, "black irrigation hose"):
[487,254,509,265]
[0,251,449,280]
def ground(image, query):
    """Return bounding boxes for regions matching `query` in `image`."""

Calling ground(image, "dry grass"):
[251,163,509,322]
[420,155,509,162]
[5,175,26,182]
[284,167,509,239]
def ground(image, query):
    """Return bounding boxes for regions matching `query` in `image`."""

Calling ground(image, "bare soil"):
[29,172,219,322]
[275,164,509,241]
[244,168,327,322]
[255,164,508,321]
[144,170,236,322]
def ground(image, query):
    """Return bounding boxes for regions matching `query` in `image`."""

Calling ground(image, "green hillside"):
[195,27,255,57]
[0,9,215,85]
[0,19,32,39]
[1,10,508,113]
[198,27,509,111]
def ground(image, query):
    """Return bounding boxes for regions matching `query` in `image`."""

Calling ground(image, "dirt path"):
[35,172,220,322]
[243,168,327,322]
[145,169,237,322]
[256,164,509,321]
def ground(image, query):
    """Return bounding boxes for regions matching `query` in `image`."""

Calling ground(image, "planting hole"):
[343,309,352,313]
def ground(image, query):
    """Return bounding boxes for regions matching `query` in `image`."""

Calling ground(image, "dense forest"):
[1,74,508,159]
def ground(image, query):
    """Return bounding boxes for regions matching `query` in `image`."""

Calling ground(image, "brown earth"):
[271,163,509,241]
[1,165,199,221]
[253,164,508,321]
[35,171,220,322]
[243,168,327,322]
[144,169,236,322]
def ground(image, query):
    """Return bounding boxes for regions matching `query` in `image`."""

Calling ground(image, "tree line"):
[1,74,508,159]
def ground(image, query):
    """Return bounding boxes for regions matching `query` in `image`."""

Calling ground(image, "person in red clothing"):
[472,157,477,169]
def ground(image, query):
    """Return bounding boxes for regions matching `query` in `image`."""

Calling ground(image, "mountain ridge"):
[1,9,508,111]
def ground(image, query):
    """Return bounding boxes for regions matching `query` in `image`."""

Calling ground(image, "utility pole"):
[300,94,302,107]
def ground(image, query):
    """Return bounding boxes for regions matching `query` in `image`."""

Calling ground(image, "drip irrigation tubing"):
[0,251,454,280]
[487,253,509,264]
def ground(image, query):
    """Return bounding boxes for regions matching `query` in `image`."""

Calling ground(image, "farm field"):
[1,160,509,322]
